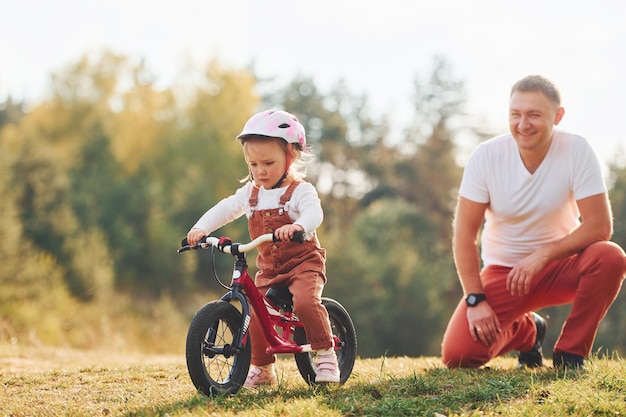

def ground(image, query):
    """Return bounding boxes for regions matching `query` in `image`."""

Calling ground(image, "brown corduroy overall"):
[247,181,333,366]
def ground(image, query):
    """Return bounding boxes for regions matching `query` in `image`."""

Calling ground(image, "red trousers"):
[250,269,331,366]
[441,241,625,368]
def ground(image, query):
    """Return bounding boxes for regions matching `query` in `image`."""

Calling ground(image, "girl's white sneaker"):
[243,364,277,389]
[315,350,340,383]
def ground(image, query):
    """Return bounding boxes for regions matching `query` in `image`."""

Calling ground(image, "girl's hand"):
[274,224,305,242]
[187,228,207,246]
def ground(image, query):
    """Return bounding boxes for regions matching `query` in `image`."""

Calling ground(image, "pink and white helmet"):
[237,110,306,148]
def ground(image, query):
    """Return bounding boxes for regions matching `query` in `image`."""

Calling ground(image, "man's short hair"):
[511,75,561,106]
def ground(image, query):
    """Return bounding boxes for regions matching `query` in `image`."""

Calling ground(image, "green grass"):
[1,345,625,416]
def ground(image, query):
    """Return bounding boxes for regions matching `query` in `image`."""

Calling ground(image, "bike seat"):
[265,286,293,308]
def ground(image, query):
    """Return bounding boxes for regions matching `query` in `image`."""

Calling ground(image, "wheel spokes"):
[201,320,237,384]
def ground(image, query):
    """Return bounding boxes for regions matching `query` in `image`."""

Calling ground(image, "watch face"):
[466,293,485,306]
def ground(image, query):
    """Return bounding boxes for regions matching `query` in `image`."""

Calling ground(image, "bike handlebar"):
[178,230,306,254]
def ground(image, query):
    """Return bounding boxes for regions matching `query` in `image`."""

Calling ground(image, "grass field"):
[1,344,624,416]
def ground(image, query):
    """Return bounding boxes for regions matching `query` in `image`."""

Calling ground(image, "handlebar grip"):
[178,236,208,254]
[272,230,306,243]
[177,246,191,253]
[292,230,306,243]
[180,236,208,247]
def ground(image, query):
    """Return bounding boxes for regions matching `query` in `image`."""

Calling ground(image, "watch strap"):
[466,293,487,307]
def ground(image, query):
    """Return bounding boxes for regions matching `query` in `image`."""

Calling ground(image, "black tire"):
[294,297,357,385]
[185,300,251,396]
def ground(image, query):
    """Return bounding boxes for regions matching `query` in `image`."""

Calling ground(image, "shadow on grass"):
[121,365,582,417]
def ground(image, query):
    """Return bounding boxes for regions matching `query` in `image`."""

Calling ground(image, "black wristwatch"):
[465,293,487,307]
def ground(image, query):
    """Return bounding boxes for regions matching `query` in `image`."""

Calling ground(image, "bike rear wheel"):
[294,297,357,385]
[185,300,251,396]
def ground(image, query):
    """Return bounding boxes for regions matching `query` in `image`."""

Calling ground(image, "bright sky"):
[2,0,625,170]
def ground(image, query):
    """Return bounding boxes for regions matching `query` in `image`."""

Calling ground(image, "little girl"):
[186,109,339,387]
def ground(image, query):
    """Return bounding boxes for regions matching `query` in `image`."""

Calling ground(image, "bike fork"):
[219,288,251,354]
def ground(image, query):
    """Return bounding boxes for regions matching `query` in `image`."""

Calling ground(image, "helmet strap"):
[271,172,288,189]
[271,143,293,189]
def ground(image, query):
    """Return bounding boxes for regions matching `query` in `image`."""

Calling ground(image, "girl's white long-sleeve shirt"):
[192,181,323,240]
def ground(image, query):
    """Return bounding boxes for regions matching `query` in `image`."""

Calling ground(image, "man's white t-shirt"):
[459,130,606,267]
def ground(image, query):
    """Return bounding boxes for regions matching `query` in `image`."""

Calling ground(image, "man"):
[441,75,625,369]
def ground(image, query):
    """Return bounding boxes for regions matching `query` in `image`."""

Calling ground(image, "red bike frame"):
[203,234,342,355]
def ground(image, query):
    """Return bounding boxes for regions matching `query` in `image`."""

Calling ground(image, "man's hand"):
[467,302,501,347]
[507,247,550,296]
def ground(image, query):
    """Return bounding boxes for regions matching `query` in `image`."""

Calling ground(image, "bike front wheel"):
[185,300,251,396]
[294,297,357,385]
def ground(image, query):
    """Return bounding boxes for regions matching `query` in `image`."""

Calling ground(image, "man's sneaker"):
[315,350,340,383]
[553,351,586,370]
[518,312,547,368]
[243,364,277,389]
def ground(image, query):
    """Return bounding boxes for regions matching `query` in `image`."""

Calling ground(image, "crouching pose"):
[441,75,625,370]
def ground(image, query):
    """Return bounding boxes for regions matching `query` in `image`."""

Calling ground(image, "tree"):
[324,199,455,356]
[0,112,84,345]
[362,56,465,241]
[261,59,471,356]
[262,75,387,233]
[0,96,25,129]
[598,155,626,350]
[148,60,261,294]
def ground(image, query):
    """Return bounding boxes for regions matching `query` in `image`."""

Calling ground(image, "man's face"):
[509,91,564,152]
